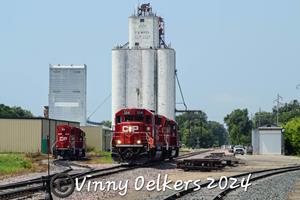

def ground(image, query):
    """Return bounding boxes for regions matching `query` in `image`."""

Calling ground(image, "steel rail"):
[0,150,209,199]
[163,165,300,200]
[212,166,300,200]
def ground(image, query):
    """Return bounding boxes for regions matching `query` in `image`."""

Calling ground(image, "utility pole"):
[258,108,261,127]
[274,94,283,126]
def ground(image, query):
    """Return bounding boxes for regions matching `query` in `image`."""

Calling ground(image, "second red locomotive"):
[112,108,180,163]
[53,125,86,159]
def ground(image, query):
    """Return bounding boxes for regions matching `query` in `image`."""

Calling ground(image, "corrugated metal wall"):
[103,128,112,151]
[81,126,112,151]
[41,119,80,153]
[259,130,282,155]
[0,118,80,154]
[0,119,42,153]
[49,65,87,125]
[81,126,102,151]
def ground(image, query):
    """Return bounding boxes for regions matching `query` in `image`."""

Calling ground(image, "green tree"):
[0,104,33,118]
[176,111,207,147]
[273,100,300,125]
[252,111,274,128]
[176,111,227,148]
[224,109,252,145]
[101,120,112,128]
[283,117,300,155]
[207,121,228,146]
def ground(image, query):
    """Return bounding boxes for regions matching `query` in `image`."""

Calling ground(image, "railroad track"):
[0,159,96,199]
[0,150,209,199]
[175,149,211,160]
[163,165,300,200]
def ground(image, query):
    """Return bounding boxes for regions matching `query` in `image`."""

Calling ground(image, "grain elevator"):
[112,3,176,125]
[49,64,87,125]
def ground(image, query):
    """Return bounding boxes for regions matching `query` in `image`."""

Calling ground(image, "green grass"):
[91,155,113,164]
[86,150,113,164]
[179,148,192,152]
[0,154,32,174]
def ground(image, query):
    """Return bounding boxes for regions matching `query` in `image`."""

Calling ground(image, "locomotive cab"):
[53,125,86,159]
[112,108,180,164]
[112,109,155,163]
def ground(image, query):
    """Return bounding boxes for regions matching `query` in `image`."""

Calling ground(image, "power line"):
[87,93,111,120]
[273,93,283,126]
[175,69,187,111]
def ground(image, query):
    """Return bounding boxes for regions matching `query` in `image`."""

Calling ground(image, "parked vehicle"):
[233,145,245,155]
[228,145,234,153]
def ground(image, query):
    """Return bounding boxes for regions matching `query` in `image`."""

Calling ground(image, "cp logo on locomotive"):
[122,126,139,133]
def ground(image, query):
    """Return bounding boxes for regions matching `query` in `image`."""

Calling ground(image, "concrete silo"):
[111,50,127,117]
[157,49,176,120]
[141,49,156,111]
[111,3,176,126]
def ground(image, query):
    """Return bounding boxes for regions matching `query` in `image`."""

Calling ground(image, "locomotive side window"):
[146,116,151,124]
[155,117,162,125]
[116,116,121,124]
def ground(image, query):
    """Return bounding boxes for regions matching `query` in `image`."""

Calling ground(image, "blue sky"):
[0,0,300,123]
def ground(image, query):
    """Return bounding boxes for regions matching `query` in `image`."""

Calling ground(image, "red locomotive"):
[53,125,86,159]
[112,108,180,163]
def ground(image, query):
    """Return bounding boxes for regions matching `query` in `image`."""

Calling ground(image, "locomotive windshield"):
[124,115,144,122]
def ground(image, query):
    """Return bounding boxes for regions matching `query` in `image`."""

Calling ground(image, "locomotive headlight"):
[117,140,121,144]
[137,140,141,144]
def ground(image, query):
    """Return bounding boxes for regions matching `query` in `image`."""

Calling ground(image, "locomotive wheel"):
[168,149,173,161]
[161,149,167,160]
[175,147,179,157]
[148,149,156,160]
[53,150,57,159]
[82,149,86,158]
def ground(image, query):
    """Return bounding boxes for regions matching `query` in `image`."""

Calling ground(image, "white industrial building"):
[112,3,176,125]
[49,64,87,125]
[252,125,284,155]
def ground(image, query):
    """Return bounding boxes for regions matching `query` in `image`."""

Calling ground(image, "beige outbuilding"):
[0,118,79,153]
[81,126,112,151]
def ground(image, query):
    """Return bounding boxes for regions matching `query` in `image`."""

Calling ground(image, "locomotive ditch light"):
[117,140,122,144]
[137,140,141,144]
[146,127,150,131]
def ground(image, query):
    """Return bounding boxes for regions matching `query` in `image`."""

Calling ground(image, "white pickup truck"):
[233,145,246,155]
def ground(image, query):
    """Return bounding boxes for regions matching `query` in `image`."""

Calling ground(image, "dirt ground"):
[110,150,300,200]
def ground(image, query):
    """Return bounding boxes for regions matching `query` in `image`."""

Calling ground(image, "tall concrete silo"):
[141,49,156,111]
[111,50,126,117]
[112,3,176,126]
[157,49,176,120]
